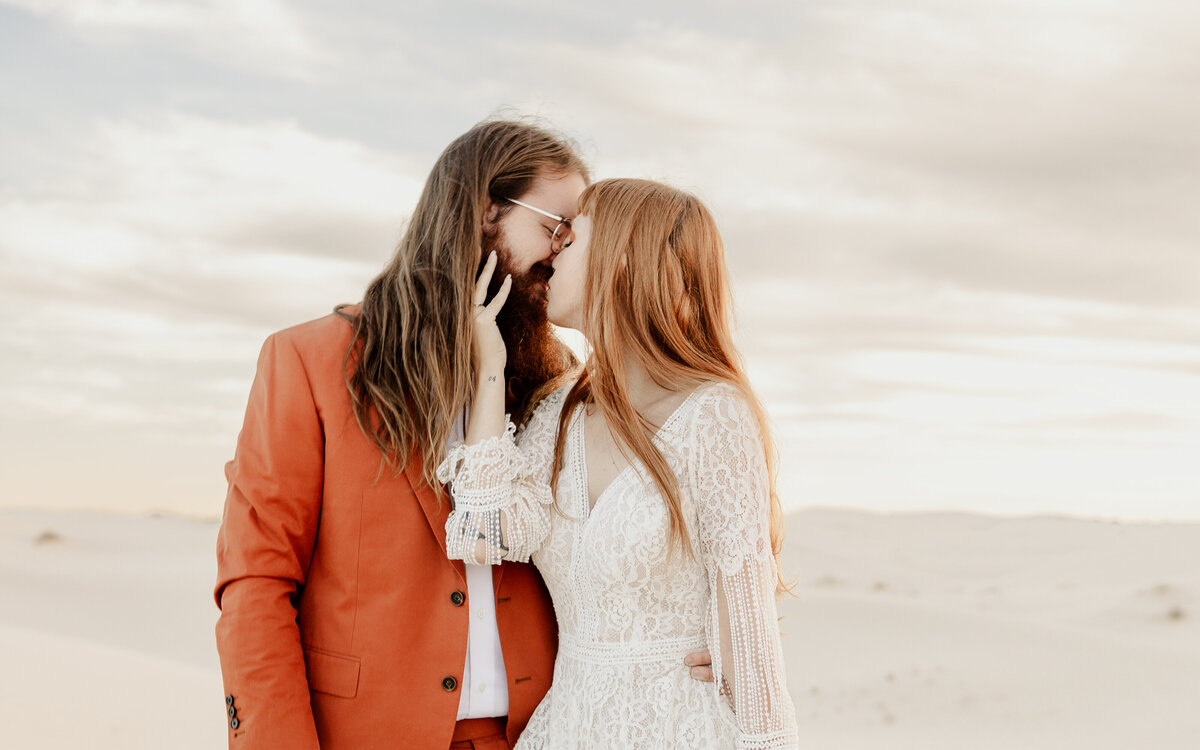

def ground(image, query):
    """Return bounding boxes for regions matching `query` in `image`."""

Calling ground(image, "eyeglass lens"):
[552,221,574,252]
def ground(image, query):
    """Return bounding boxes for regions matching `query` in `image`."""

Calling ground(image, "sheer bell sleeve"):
[436,386,569,565]
[690,384,799,750]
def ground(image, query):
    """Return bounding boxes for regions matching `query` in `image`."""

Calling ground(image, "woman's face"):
[546,213,591,331]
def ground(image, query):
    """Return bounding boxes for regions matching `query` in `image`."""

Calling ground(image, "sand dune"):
[2,507,1197,749]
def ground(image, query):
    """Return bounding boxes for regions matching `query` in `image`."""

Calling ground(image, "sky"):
[0,0,1197,520]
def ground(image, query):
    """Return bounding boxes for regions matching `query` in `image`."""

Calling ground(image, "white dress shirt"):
[448,407,509,719]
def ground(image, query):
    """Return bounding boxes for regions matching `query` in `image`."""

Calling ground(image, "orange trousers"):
[449,717,510,750]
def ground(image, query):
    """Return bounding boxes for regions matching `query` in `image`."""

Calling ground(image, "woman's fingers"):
[473,250,498,307]
[471,269,510,372]
[484,274,512,316]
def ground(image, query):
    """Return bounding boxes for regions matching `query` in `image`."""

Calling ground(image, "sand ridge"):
[2,507,1197,749]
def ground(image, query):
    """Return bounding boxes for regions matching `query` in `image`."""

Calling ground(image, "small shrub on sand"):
[34,530,62,545]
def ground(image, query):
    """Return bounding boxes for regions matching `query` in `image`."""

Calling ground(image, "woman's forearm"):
[465,366,508,444]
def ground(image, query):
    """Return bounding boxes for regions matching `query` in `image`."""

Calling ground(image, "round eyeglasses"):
[506,198,574,253]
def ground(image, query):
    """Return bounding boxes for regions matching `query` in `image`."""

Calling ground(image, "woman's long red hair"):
[549,178,787,590]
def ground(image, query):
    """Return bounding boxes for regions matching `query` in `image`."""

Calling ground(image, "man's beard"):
[480,228,577,422]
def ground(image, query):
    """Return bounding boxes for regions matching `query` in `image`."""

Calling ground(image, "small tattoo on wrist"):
[487,375,497,382]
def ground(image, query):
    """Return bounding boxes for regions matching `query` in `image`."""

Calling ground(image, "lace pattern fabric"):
[437,382,799,749]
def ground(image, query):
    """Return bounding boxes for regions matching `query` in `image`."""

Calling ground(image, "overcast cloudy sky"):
[1,0,1197,520]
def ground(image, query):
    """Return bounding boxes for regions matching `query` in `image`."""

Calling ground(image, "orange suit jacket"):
[214,308,558,750]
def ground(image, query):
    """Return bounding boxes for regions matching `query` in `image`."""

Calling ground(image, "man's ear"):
[482,198,501,228]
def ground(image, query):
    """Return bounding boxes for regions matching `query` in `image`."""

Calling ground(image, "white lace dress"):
[436,381,799,749]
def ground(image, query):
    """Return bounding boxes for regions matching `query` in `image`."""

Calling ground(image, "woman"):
[437,178,798,749]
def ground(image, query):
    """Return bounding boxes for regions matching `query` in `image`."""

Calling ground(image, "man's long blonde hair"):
[337,119,588,489]
[549,178,787,590]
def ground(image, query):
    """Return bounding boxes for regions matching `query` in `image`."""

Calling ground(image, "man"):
[214,119,713,750]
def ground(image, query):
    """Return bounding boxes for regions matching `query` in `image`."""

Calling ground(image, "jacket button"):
[230,717,240,730]
[225,695,234,707]
[450,590,465,606]
[228,706,237,719]
[442,676,458,692]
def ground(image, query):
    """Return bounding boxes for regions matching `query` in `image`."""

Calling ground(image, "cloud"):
[0,113,427,464]
[0,0,327,80]
[1007,411,1190,435]
[432,5,1200,313]
[0,113,421,326]
[1,0,1198,518]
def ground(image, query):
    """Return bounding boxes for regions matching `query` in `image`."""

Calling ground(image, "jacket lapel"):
[403,455,466,584]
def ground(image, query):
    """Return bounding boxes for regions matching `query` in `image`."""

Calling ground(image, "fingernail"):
[490,250,497,259]
[684,656,694,666]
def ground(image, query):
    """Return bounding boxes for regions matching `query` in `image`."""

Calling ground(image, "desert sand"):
[1,506,1196,749]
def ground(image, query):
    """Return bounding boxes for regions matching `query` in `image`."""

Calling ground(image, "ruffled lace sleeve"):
[435,386,569,565]
[690,384,799,750]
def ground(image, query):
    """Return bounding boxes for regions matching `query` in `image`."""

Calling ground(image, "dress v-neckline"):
[576,387,704,516]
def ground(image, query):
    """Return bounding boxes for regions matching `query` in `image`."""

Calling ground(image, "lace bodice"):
[437,381,799,749]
